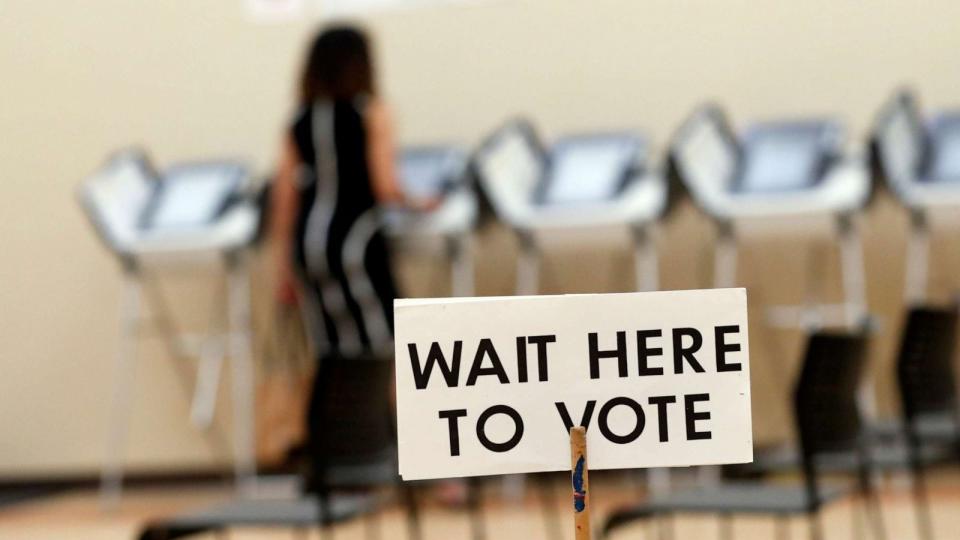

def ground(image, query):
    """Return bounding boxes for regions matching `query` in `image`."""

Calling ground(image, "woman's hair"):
[300,25,375,103]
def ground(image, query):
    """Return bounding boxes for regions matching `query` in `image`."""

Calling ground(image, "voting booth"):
[669,104,872,329]
[384,146,478,296]
[473,119,667,295]
[78,149,260,505]
[872,89,960,303]
[135,202,439,540]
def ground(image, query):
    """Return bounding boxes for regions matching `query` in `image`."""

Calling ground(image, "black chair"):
[895,306,960,540]
[603,331,886,540]
[305,350,420,540]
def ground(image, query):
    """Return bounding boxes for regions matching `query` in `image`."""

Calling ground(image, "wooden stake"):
[570,426,591,540]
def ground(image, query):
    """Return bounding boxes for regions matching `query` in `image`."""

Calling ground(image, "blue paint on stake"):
[572,455,586,512]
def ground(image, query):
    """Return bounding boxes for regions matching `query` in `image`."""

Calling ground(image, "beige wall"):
[1,0,959,477]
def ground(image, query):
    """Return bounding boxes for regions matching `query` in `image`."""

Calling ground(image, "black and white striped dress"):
[291,98,398,356]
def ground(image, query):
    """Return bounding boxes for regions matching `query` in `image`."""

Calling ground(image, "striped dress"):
[291,98,398,356]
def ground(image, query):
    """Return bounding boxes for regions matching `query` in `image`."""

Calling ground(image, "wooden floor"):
[2,471,960,539]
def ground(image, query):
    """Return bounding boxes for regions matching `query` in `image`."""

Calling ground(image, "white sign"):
[244,0,306,22]
[321,0,475,17]
[394,289,752,480]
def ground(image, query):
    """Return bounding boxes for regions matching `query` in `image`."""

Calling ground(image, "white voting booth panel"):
[394,289,752,481]
[397,146,465,200]
[145,162,246,230]
[738,121,840,194]
[539,134,644,205]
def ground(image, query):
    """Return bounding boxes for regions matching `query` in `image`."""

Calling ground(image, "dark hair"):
[300,26,375,103]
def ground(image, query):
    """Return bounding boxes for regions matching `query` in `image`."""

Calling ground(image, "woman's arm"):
[270,135,302,304]
[365,99,407,205]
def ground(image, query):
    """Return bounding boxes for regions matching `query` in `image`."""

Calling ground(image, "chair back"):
[895,306,959,420]
[305,350,397,491]
[668,104,741,211]
[794,331,870,456]
[77,149,157,256]
[472,119,546,226]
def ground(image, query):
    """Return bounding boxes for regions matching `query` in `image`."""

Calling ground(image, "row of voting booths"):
[78,87,960,539]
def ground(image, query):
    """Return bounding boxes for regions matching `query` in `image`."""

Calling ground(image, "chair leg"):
[905,431,934,540]
[226,254,257,494]
[857,443,888,540]
[100,271,142,510]
[317,491,332,540]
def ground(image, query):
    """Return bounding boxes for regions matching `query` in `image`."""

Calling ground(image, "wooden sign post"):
[570,426,591,540]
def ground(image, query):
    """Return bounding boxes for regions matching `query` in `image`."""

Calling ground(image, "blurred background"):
[2,0,960,538]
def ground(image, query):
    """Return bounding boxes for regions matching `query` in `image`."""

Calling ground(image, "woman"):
[271,26,428,355]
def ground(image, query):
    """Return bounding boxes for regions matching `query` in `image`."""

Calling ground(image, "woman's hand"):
[275,259,299,306]
[407,196,442,213]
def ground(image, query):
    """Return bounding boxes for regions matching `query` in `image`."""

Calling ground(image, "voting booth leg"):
[713,222,737,289]
[187,277,228,431]
[515,231,540,296]
[837,214,867,328]
[904,210,930,305]
[227,254,257,494]
[631,225,659,292]
[101,269,142,509]
[837,215,878,421]
[448,233,475,297]
[570,427,591,540]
